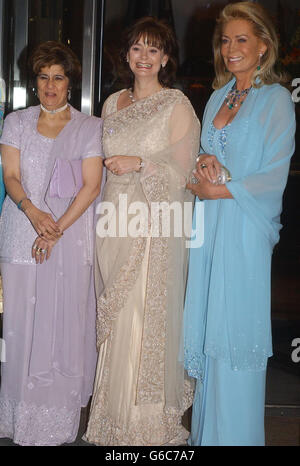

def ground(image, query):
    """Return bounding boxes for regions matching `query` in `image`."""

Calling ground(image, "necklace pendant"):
[226,84,251,110]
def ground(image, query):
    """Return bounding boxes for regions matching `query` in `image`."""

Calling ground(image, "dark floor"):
[264,319,300,446]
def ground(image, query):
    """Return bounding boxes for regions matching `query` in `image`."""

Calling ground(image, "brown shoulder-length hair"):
[119,16,178,89]
[212,1,287,89]
[29,41,82,87]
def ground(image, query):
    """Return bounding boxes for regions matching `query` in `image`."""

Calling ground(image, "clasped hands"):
[186,153,224,200]
[27,206,63,264]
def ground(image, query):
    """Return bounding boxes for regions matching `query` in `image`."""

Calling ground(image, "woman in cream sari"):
[84,17,200,446]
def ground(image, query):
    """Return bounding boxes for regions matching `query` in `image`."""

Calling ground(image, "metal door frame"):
[13,0,29,110]
[81,0,105,115]
[0,0,4,80]
[81,0,97,115]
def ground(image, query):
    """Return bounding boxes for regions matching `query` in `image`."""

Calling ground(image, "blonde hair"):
[212,1,287,89]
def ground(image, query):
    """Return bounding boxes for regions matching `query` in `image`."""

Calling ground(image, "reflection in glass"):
[27,0,84,109]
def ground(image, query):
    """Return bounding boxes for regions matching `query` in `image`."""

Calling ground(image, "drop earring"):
[67,88,71,101]
[257,53,263,71]
[32,87,38,99]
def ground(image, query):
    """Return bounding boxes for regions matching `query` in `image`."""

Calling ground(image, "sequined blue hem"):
[185,345,271,379]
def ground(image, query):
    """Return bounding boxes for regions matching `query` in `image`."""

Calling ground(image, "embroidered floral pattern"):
[85,344,194,446]
[0,396,80,446]
[136,168,169,404]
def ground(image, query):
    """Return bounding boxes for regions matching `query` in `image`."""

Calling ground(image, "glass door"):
[1,0,104,115]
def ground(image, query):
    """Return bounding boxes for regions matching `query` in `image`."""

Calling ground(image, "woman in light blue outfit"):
[185,2,296,446]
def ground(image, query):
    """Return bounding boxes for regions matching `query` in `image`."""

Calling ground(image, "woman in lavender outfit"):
[0,41,104,446]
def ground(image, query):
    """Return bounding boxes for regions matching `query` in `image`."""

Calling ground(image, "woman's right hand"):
[196,154,223,184]
[25,203,62,240]
[105,155,142,175]
[32,235,62,264]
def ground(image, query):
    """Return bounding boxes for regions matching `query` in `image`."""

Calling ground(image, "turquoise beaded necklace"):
[225,84,251,110]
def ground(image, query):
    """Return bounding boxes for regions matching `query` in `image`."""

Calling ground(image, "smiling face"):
[221,19,267,84]
[127,36,168,82]
[36,64,69,110]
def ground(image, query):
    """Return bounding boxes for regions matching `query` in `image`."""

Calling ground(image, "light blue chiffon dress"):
[184,79,296,446]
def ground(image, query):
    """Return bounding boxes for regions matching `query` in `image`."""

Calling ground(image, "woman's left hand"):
[186,171,216,200]
[186,170,233,200]
[196,154,223,184]
[105,155,141,175]
[32,235,61,264]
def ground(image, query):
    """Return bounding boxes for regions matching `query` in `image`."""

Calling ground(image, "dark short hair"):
[119,16,178,89]
[29,41,82,87]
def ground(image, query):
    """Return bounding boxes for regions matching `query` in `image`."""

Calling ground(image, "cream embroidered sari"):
[85,88,200,446]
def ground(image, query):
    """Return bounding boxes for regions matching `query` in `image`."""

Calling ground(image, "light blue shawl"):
[184,79,296,379]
